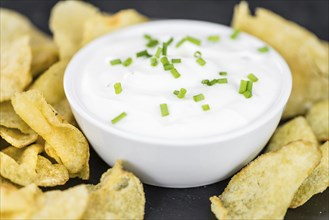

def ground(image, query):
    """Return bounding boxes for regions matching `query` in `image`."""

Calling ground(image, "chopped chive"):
[186,36,201,46]
[114,82,122,94]
[196,57,206,66]
[144,34,152,40]
[193,93,205,102]
[170,68,181,79]
[155,47,162,58]
[247,81,253,92]
[217,78,228,84]
[160,103,169,117]
[173,90,179,95]
[164,64,174,71]
[110,59,122,65]
[202,104,210,111]
[111,112,127,124]
[176,38,186,48]
[177,88,187,99]
[201,79,210,85]
[136,50,151,58]
[239,80,248,94]
[258,46,269,53]
[219,71,227,76]
[166,37,174,46]
[122,57,133,67]
[208,79,218,86]
[230,29,240,39]
[160,57,169,65]
[171,58,181,63]
[207,35,220,42]
[162,42,168,56]
[147,39,159,48]
[150,57,158,66]
[194,51,202,58]
[247,73,258,82]
[243,91,252,98]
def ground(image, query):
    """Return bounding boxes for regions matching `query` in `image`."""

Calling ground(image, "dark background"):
[1,0,328,219]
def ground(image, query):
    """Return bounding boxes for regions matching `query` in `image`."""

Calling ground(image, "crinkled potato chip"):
[12,90,89,179]
[265,116,318,152]
[82,9,148,45]
[50,0,99,59]
[82,160,145,220]
[291,141,329,208]
[210,141,321,220]
[0,36,32,102]
[0,8,58,77]
[232,2,329,118]
[306,100,329,142]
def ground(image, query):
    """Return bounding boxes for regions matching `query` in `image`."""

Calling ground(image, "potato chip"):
[0,126,38,149]
[291,141,329,208]
[12,90,89,179]
[82,9,148,45]
[82,160,145,219]
[44,142,62,164]
[210,141,321,220]
[265,116,318,152]
[0,36,32,102]
[52,98,76,125]
[306,100,329,142]
[232,2,329,118]
[50,0,99,59]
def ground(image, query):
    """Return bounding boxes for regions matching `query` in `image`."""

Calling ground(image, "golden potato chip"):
[232,2,329,118]
[50,0,99,59]
[52,98,76,125]
[82,9,148,45]
[44,142,62,164]
[265,116,318,152]
[291,141,329,208]
[0,36,32,102]
[82,160,145,219]
[0,126,38,149]
[306,100,329,142]
[12,90,89,179]
[210,141,321,220]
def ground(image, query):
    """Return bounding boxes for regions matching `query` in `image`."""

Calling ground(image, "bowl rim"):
[64,19,292,147]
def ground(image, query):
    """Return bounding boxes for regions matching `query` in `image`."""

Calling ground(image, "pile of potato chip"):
[210,2,328,219]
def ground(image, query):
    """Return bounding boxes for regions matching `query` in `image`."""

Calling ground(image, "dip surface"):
[74,20,284,139]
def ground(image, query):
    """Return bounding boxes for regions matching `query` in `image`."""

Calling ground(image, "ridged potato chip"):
[210,141,321,220]
[291,141,329,208]
[82,9,148,45]
[50,0,99,59]
[0,36,32,102]
[82,160,145,220]
[306,100,329,142]
[265,116,318,152]
[12,90,89,179]
[232,2,329,118]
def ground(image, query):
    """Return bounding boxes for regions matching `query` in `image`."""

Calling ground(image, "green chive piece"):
[144,34,152,40]
[111,112,127,124]
[155,47,162,58]
[208,79,218,86]
[193,94,205,102]
[114,82,122,94]
[162,42,168,56]
[239,80,248,94]
[207,35,220,42]
[217,78,228,84]
[202,104,210,111]
[136,50,151,58]
[110,59,122,65]
[164,64,174,71]
[170,68,181,79]
[230,29,240,39]
[177,88,187,99]
[247,81,253,92]
[186,36,201,46]
[160,57,169,65]
[122,57,133,67]
[219,71,227,76]
[147,39,159,48]
[194,51,202,58]
[176,38,186,48]
[243,91,252,98]
[201,79,210,85]
[247,73,258,82]
[196,57,206,66]
[160,103,169,117]
[258,46,269,53]
[166,37,174,46]
[173,90,179,95]
[150,57,158,66]
[171,58,181,63]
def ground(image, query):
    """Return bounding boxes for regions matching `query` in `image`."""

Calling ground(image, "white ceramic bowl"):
[64,20,292,188]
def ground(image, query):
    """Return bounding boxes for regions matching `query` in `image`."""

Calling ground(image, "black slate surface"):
[1,1,328,219]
